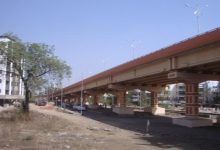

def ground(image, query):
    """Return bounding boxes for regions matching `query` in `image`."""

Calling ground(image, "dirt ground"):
[0,104,220,150]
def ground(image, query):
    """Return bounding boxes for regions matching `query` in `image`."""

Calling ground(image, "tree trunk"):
[23,82,30,113]
[23,89,30,113]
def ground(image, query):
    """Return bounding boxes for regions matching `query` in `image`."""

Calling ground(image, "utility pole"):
[185,3,208,34]
[80,73,84,115]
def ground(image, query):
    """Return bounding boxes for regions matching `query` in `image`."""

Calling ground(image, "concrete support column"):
[76,96,80,104]
[173,82,212,127]
[143,86,165,115]
[93,95,99,105]
[113,91,134,115]
[151,91,158,108]
[83,95,86,103]
[185,83,199,116]
[84,95,88,103]
[116,91,126,107]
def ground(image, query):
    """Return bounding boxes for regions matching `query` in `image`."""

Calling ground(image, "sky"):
[0,0,220,86]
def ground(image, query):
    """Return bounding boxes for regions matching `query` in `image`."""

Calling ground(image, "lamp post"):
[80,74,84,115]
[185,3,208,33]
[128,40,141,60]
[130,41,135,59]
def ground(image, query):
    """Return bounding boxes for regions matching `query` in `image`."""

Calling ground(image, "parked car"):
[35,99,47,106]
[72,104,86,111]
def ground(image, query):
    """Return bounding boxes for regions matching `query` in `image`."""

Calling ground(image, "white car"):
[72,105,86,111]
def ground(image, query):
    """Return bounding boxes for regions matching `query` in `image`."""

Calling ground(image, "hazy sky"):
[1,0,220,86]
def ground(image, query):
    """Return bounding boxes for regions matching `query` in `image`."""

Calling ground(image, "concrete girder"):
[168,71,220,83]
[108,84,143,91]
[108,83,166,92]
[84,90,105,96]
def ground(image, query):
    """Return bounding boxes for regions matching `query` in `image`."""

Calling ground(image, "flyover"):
[52,28,220,127]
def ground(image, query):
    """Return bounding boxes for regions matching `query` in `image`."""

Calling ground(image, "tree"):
[0,34,71,113]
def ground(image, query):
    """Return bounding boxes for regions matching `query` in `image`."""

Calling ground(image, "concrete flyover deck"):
[51,28,220,127]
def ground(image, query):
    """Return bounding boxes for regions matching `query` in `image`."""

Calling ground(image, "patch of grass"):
[0,110,77,149]
[0,108,32,122]
[15,109,31,121]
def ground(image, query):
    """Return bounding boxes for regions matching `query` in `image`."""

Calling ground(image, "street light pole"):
[80,74,84,115]
[130,41,135,59]
[185,3,208,34]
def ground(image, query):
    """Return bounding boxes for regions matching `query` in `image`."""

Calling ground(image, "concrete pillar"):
[83,95,86,103]
[151,91,158,108]
[185,83,199,116]
[143,86,165,115]
[84,95,88,103]
[87,94,100,109]
[116,91,126,107]
[173,82,212,127]
[113,91,134,115]
[147,90,165,115]
[76,96,80,105]
[93,95,99,105]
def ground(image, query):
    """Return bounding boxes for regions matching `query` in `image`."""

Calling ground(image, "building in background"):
[212,82,220,96]
[169,83,185,103]
[0,36,24,106]
[169,82,218,105]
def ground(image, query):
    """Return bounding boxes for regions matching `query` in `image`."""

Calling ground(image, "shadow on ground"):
[81,108,220,150]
